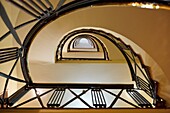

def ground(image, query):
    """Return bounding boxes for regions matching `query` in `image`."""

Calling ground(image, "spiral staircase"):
[0,0,170,112]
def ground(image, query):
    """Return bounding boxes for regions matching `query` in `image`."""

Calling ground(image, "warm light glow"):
[131,2,160,9]
[132,3,137,7]
[155,5,160,9]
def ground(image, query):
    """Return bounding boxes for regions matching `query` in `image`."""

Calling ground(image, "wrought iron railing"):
[0,0,168,109]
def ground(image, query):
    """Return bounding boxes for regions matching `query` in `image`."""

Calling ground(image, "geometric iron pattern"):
[0,0,169,109]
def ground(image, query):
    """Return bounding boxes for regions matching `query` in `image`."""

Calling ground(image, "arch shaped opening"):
[68,34,99,52]
[56,33,109,61]
[73,37,94,49]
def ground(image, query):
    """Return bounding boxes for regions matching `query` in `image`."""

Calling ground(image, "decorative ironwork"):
[127,89,152,108]
[91,89,106,108]
[0,0,169,109]
[57,34,109,61]
[0,47,19,64]
[7,85,30,107]
[47,88,65,108]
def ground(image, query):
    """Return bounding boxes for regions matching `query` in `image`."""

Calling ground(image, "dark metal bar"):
[19,0,42,15]
[136,76,153,97]
[134,93,147,104]
[91,89,106,108]
[45,0,53,9]
[0,52,17,58]
[47,90,57,106]
[0,72,25,83]
[50,91,56,105]
[0,2,22,46]
[8,85,30,106]
[129,47,137,74]
[0,56,18,64]
[60,89,89,108]
[59,90,65,106]
[96,91,100,106]
[47,89,65,107]
[0,98,3,105]
[20,56,33,84]
[68,89,92,108]
[93,90,97,107]
[91,90,95,107]
[34,88,45,108]
[109,89,123,108]
[36,0,49,11]
[28,0,45,14]
[0,54,18,61]
[98,90,104,105]
[127,89,152,108]
[127,91,141,104]
[13,88,54,108]
[0,51,18,56]
[52,91,58,105]
[137,77,149,86]
[0,47,18,63]
[56,91,62,105]
[59,44,64,59]
[143,66,154,85]
[7,0,39,19]
[61,57,105,60]
[124,51,151,84]
[31,83,134,89]
[91,38,99,52]
[52,90,60,106]
[136,91,150,104]
[2,58,19,100]
[0,47,18,51]
[0,19,37,42]
[67,50,99,52]
[0,50,18,58]
[55,0,66,10]
[101,90,106,106]
[103,89,139,108]
[56,37,67,61]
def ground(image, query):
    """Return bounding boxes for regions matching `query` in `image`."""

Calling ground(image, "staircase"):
[1,109,170,113]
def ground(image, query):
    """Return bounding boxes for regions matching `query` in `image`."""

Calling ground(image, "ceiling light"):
[131,2,160,9]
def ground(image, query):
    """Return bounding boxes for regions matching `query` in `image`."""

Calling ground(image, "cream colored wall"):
[29,62,133,84]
